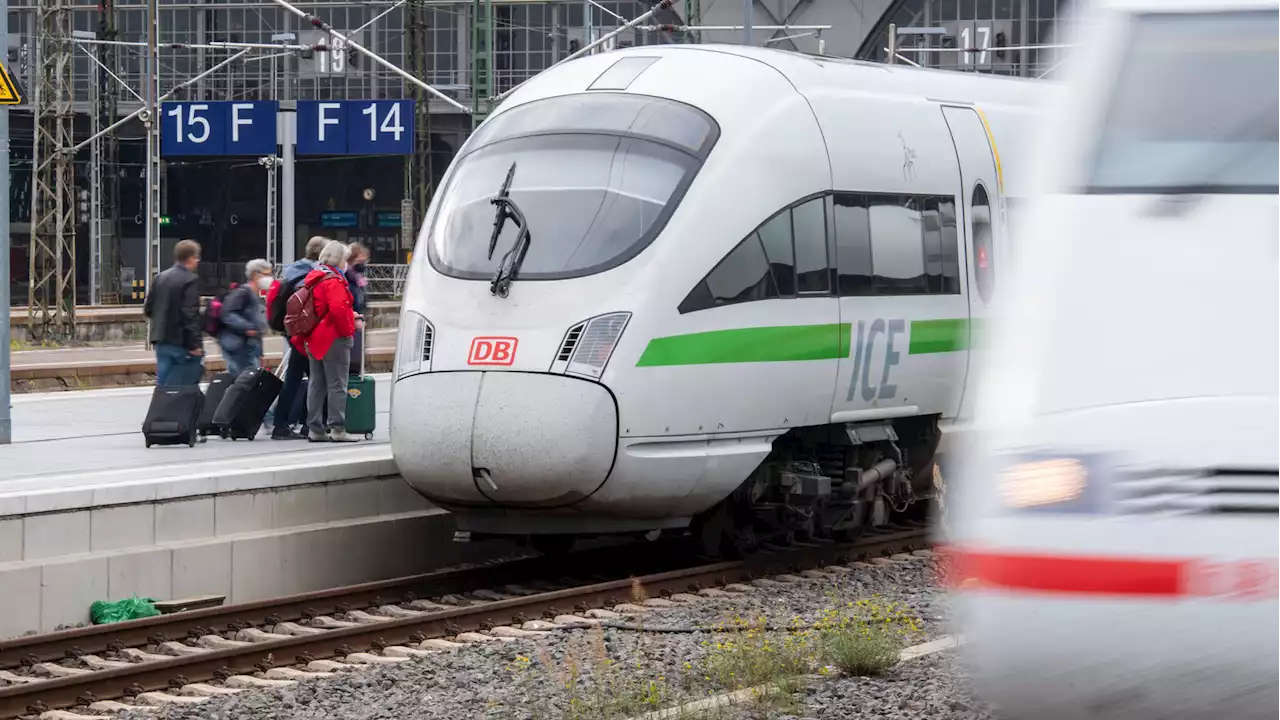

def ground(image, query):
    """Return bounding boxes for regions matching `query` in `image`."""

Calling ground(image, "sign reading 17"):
[296,99,416,156]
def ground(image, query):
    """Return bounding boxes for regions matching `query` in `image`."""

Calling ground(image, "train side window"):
[756,210,796,297]
[833,193,873,296]
[791,197,830,294]
[679,233,778,313]
[921,198,944,293]
[937,198,961,294]
[972,184,994,302]
[868,195,928,295]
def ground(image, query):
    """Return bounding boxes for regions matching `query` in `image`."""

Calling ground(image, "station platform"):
[9,329,396,392]
[0,379,497,639]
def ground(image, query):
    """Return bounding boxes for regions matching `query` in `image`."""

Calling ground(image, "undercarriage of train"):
[688,417,943,558]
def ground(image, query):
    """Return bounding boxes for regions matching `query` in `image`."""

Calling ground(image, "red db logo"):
[468,336,518,366]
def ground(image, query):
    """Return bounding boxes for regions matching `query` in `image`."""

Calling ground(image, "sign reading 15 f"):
[296,100,415,156]
[161,101,278,157]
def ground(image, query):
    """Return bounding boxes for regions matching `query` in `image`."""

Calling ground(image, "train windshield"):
[429,94,718,281]
[1085,9,1279,195]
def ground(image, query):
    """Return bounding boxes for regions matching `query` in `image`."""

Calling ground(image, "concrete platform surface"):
[10,329,396,369]
[3,377,391,484]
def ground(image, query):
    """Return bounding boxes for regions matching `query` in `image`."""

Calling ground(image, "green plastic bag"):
[90,596,160,625]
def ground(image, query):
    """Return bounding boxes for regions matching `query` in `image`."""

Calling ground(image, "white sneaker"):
[308,430,330,442]
[329,428,359,443]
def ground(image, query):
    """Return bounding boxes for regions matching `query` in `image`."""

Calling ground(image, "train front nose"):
[391,371,618,507]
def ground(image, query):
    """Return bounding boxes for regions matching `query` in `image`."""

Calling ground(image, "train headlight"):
[395,310,433,380]
[564,312,631,380]
[998,455,1101,512]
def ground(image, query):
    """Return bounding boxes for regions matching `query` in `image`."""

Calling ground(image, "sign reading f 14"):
[296,100,415,156]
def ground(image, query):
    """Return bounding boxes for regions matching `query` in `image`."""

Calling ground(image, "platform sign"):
[0,60,23,104]
[296,99,415,156]
[161,101,279,157]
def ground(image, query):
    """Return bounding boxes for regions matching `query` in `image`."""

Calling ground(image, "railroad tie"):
[382,646,436,658]
[345,610,391,624]
[224,675,298,689]
[266,667,338,680]
[180,683,243,696]
[308,659,359,672]
[273,621,327,636]
[136,691,211,706]
[89,700,159,713]
[119,648,174,663]
[345,652,410,664]
[236,628,295,643]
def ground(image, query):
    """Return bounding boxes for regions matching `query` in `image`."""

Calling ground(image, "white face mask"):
[256,275,273,291]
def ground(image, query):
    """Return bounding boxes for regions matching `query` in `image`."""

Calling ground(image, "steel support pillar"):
[29,0,77,341]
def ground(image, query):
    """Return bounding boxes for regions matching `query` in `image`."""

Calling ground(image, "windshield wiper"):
[486,161,533,298]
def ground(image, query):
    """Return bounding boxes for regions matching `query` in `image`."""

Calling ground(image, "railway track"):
[0,527,931,720]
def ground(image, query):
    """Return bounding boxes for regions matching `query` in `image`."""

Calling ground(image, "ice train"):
[390,44,1055,554]
[948,0,1279,718]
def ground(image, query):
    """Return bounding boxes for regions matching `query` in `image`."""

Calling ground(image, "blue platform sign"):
[296,99,415,156]
[161,101,279,157]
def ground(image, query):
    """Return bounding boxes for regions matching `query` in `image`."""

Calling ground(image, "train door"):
[940,105,1002,421]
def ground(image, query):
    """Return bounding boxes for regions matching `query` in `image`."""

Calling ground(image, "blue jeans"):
[155,343,204,386]
[224,345,261,378]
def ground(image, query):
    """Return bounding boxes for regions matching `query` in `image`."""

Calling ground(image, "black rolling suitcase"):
[143,385,205,448]
[197,372,236,437]
[212,367,284,440]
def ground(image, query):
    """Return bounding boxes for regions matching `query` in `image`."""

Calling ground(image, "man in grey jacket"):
[143,239,204,385]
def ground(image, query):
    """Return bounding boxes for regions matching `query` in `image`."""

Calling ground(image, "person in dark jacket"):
[344,243,370,376]
[217,258,272,376]
[143,239,204,385]
[263,236,330,440]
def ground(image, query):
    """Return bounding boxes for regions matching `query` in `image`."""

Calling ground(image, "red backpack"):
[283,270,334,338]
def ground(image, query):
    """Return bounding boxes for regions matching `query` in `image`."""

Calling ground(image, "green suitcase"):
[345,374,376,439]
[344,330,376,439]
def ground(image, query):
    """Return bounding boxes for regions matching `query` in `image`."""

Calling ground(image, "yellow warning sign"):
[0,61,22,105]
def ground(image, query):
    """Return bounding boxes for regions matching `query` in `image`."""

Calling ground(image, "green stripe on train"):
[635,318,970,367]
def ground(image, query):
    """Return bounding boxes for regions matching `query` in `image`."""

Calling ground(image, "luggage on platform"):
[197,371,236,437]
[344,331,376,439]
[212,367,283,440]
[142,384,204,448]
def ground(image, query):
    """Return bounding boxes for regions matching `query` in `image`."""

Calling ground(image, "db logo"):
[468,336,518,366]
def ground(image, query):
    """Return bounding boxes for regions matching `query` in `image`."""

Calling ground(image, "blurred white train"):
[391,44,1055,555]
[948,0,1279,718]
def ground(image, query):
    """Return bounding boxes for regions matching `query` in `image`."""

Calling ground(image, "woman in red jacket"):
[302,241,361,442]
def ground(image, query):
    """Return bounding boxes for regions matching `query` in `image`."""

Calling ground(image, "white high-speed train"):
[391,44,1055,554]
[949,0,1279,718]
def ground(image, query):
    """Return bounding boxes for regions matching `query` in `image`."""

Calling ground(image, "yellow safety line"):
[974,106,1005,195]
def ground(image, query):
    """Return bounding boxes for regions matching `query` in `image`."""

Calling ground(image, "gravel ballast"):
[119,556,990,720]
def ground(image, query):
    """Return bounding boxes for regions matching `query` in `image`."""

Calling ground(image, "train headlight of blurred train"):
[396,310,433,380]
[998,456,1094,511]
[560,312,631,380]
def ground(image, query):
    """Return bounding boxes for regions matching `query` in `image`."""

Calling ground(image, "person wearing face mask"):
[344,243,369,377]
[217,258,273,377]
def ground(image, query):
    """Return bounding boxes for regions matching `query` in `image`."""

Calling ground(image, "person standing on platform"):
[301,241,359,443]
[217,258,272,376]
[344,242,370,376]
[144,239,204,385]
[264,236,329,440]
